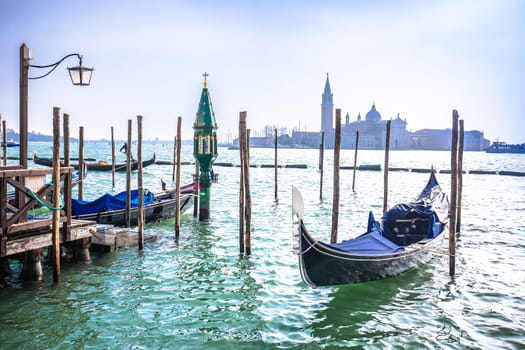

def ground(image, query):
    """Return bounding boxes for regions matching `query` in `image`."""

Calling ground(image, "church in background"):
[292,74,489,151]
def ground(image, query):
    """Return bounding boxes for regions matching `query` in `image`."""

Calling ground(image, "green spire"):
[194,72,217,132]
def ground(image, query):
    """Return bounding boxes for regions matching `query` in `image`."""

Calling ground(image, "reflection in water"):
[310,266,444,348]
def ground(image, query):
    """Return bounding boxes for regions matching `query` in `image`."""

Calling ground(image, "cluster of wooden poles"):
[43,109,195,282]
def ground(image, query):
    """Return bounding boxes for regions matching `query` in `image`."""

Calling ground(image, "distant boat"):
[485,141,525,154]
[33,152,156,171]
[1,140,20,148]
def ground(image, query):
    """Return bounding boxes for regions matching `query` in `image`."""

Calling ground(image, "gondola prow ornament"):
[193,72,218,221]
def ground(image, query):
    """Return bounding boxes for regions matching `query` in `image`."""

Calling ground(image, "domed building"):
[339,102,411,150]
[365,103,381,122]
[317,74,412,149]
[291,74,488,150]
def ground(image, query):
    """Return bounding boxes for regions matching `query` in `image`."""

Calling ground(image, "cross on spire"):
[203,72,209,88]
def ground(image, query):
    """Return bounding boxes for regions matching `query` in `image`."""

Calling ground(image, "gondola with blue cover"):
[72,183,195,226]
[292,172,449,287]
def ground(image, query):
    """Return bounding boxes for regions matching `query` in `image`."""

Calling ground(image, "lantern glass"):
[68,65,94,86]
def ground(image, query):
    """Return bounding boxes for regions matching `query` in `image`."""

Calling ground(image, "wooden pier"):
[1,165,97,280]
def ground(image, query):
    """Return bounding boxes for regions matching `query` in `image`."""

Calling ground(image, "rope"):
[28,187,64,211]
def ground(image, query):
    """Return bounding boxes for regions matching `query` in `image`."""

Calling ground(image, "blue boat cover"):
[72,189,155,215]
[330,212,405,254]
[330,229,405,254]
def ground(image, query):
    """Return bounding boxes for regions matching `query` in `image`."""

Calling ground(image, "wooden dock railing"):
[0,166,73,255]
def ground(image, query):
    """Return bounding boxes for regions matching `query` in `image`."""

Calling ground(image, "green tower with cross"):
[193,72,218,221]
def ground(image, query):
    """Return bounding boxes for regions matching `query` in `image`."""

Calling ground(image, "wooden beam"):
[3,221,97,257]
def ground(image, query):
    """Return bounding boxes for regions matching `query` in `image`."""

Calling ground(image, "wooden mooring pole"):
[111,126,116,189]
[449,110,459,276]
[274,128,278,201]
[238,112,252,255]
[175,117,182,240]
[457,120,464,233]
[172,135,177,183]
[319,131,325,201]
[244,127,252,255]
[125,120,132,228]
[78,126,85,200]
[239,112,246,254]
[64,114,84,262]
[352,131,359,192]
[383,120,391,214]
[331,109,341,244]
[137,115,144,250]
[2,120,6,166]
[52,107,61,283]
[63,113,70,167]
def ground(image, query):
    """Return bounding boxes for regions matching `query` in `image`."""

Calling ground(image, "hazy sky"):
[0,0,524,142]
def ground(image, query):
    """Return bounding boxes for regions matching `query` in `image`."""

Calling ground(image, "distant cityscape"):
[5,74,491,151]
[233,74,490,151]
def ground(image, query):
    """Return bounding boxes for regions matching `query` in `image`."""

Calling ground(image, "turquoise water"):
[1,143,524,349]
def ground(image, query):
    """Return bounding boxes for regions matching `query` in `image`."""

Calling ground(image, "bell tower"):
[321,73,334,134]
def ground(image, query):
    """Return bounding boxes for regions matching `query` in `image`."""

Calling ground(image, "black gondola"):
[292,172,449,287]
[33,152,156,171]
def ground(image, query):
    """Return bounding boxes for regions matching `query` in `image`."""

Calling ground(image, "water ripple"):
[1,145,524,349]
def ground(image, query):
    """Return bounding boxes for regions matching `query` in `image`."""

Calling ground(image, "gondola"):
[33,152,156,171]
[1,140,20,147]
[292,172,449,287]
[71,183,195,226]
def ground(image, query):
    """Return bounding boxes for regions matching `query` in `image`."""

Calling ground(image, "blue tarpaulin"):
[72,189,155,216]
[330,230,405,254]
[330,212,405,254]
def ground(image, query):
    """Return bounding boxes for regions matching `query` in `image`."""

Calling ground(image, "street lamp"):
[19,43,94,168]
[30,52,94,86]
[67,56,94,86]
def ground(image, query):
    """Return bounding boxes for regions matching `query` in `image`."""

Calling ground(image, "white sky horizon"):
[1,0,524,143]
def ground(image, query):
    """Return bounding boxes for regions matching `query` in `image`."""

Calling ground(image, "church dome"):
[365,103,381,122]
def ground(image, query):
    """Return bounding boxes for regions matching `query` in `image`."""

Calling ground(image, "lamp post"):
[19,42,94,168]
[15,43,93,282]
[193,72,218,221]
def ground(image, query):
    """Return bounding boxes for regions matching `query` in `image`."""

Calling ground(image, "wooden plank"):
[0,167,73,178]
[3,217,70,235]
[3,221,97,257]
